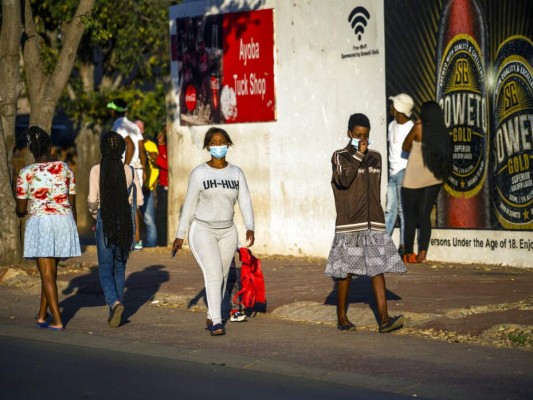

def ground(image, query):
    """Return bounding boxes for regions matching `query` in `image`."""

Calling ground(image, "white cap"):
[388,94,414,117]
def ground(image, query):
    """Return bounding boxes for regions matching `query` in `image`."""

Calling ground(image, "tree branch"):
[48,0,96,101]
[22,0,46,102]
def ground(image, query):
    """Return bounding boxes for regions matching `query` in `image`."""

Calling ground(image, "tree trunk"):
[74,123,102,236]
[0,0,23,264]
[22,0,96,132]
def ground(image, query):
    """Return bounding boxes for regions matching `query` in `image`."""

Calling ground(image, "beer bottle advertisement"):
[492,36,533,230]
[435,0,491,229]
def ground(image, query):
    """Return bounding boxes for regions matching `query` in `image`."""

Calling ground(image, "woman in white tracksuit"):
[172,127,255,336]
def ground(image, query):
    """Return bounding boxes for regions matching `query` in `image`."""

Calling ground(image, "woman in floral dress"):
[16,126,81,331]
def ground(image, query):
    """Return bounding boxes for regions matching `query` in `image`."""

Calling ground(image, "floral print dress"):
[16,161,81,259]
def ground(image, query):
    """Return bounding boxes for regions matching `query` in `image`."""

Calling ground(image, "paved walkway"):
[2,246,532,347]
[1,247,532,399]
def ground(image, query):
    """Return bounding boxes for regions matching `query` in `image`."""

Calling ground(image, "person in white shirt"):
[107,99,134,163]
[385,94,414,255]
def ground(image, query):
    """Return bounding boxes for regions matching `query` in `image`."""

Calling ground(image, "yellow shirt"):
[144,140,159,190]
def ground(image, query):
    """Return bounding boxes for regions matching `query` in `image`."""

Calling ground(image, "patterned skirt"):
[24,215,81,259]
[325,230,406,279]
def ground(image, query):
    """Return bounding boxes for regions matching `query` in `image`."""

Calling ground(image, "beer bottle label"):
[437,33,489,199]
[492,36,533,230]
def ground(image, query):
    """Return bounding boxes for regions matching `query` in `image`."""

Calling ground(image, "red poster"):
[221,9,276,123]
[173,9,275,126]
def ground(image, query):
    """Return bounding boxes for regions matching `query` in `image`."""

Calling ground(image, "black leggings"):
[401,184,442,254]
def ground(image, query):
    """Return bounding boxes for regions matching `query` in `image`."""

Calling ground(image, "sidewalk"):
[2,246,532,348]
[1,248,533,399]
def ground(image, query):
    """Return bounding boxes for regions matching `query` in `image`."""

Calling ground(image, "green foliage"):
[30,0,179,129]
[508,332,531,346]
[60,84,166,139]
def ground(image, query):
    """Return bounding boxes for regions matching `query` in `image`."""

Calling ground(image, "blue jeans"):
[385,169,405,245]
[140,188,157,247]
[96,213,128,309]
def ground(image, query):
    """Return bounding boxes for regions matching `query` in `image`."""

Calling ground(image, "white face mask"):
[209,145,228,159]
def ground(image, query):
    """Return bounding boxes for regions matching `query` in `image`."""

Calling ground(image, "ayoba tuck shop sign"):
[172,9,275,125]
[221,9,275,123]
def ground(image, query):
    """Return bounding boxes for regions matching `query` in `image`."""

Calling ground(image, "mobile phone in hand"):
[171,248,177,258]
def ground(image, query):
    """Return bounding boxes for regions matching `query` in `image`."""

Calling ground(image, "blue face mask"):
[209,145,228,159]
[351,138,372,150]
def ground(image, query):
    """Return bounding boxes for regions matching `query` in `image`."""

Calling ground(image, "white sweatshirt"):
[176,163,254,239]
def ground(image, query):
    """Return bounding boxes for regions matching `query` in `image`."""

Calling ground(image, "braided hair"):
[420,101,453,181]
[25,126,51,160]
[99,131,133,259]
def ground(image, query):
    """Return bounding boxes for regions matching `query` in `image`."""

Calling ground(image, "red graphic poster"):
[220,9,275,123]
[173,9,275,126]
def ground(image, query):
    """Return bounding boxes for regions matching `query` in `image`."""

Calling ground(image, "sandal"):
[379,315,404,333]
[35,312,52,328]
[417,251,428,263]
[46,325,65,331]
[210,323,226,336]
[402,253,418,264]
[337,322,357,331]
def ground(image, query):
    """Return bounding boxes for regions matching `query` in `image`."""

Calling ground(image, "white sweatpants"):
[188,220,238,325]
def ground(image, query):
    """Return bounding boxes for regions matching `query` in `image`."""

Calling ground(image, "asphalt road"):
[0,336,411,400]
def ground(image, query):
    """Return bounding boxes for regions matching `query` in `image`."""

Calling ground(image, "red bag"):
[233,247,266,310]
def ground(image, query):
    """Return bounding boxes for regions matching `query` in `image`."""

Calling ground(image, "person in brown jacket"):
[325,113,406,333]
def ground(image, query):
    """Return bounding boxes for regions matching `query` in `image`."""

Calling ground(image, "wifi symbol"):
[348,6,371,41]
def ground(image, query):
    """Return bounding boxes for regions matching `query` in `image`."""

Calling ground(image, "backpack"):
[232,247,266,311]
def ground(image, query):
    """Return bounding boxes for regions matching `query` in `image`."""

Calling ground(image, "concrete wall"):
[168,0,532,267]
[168,0,388,257]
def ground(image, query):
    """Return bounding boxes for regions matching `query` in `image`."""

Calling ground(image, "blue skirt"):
[325,230,406,279]
[24,215,81,259]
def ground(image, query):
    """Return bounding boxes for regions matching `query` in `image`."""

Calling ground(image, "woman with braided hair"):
[16,126,81,331]
[88,131,143,327]
[401,101,453,263]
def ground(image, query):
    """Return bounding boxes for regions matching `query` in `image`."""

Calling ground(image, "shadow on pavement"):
[188,288,207,310]
[59,264,170,327]
[323,276,402,322]
[123,265,169,323]
[60,268,105,327]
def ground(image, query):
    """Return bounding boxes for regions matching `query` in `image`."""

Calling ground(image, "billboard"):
[385,0,533,232]
[170,9,275,125]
